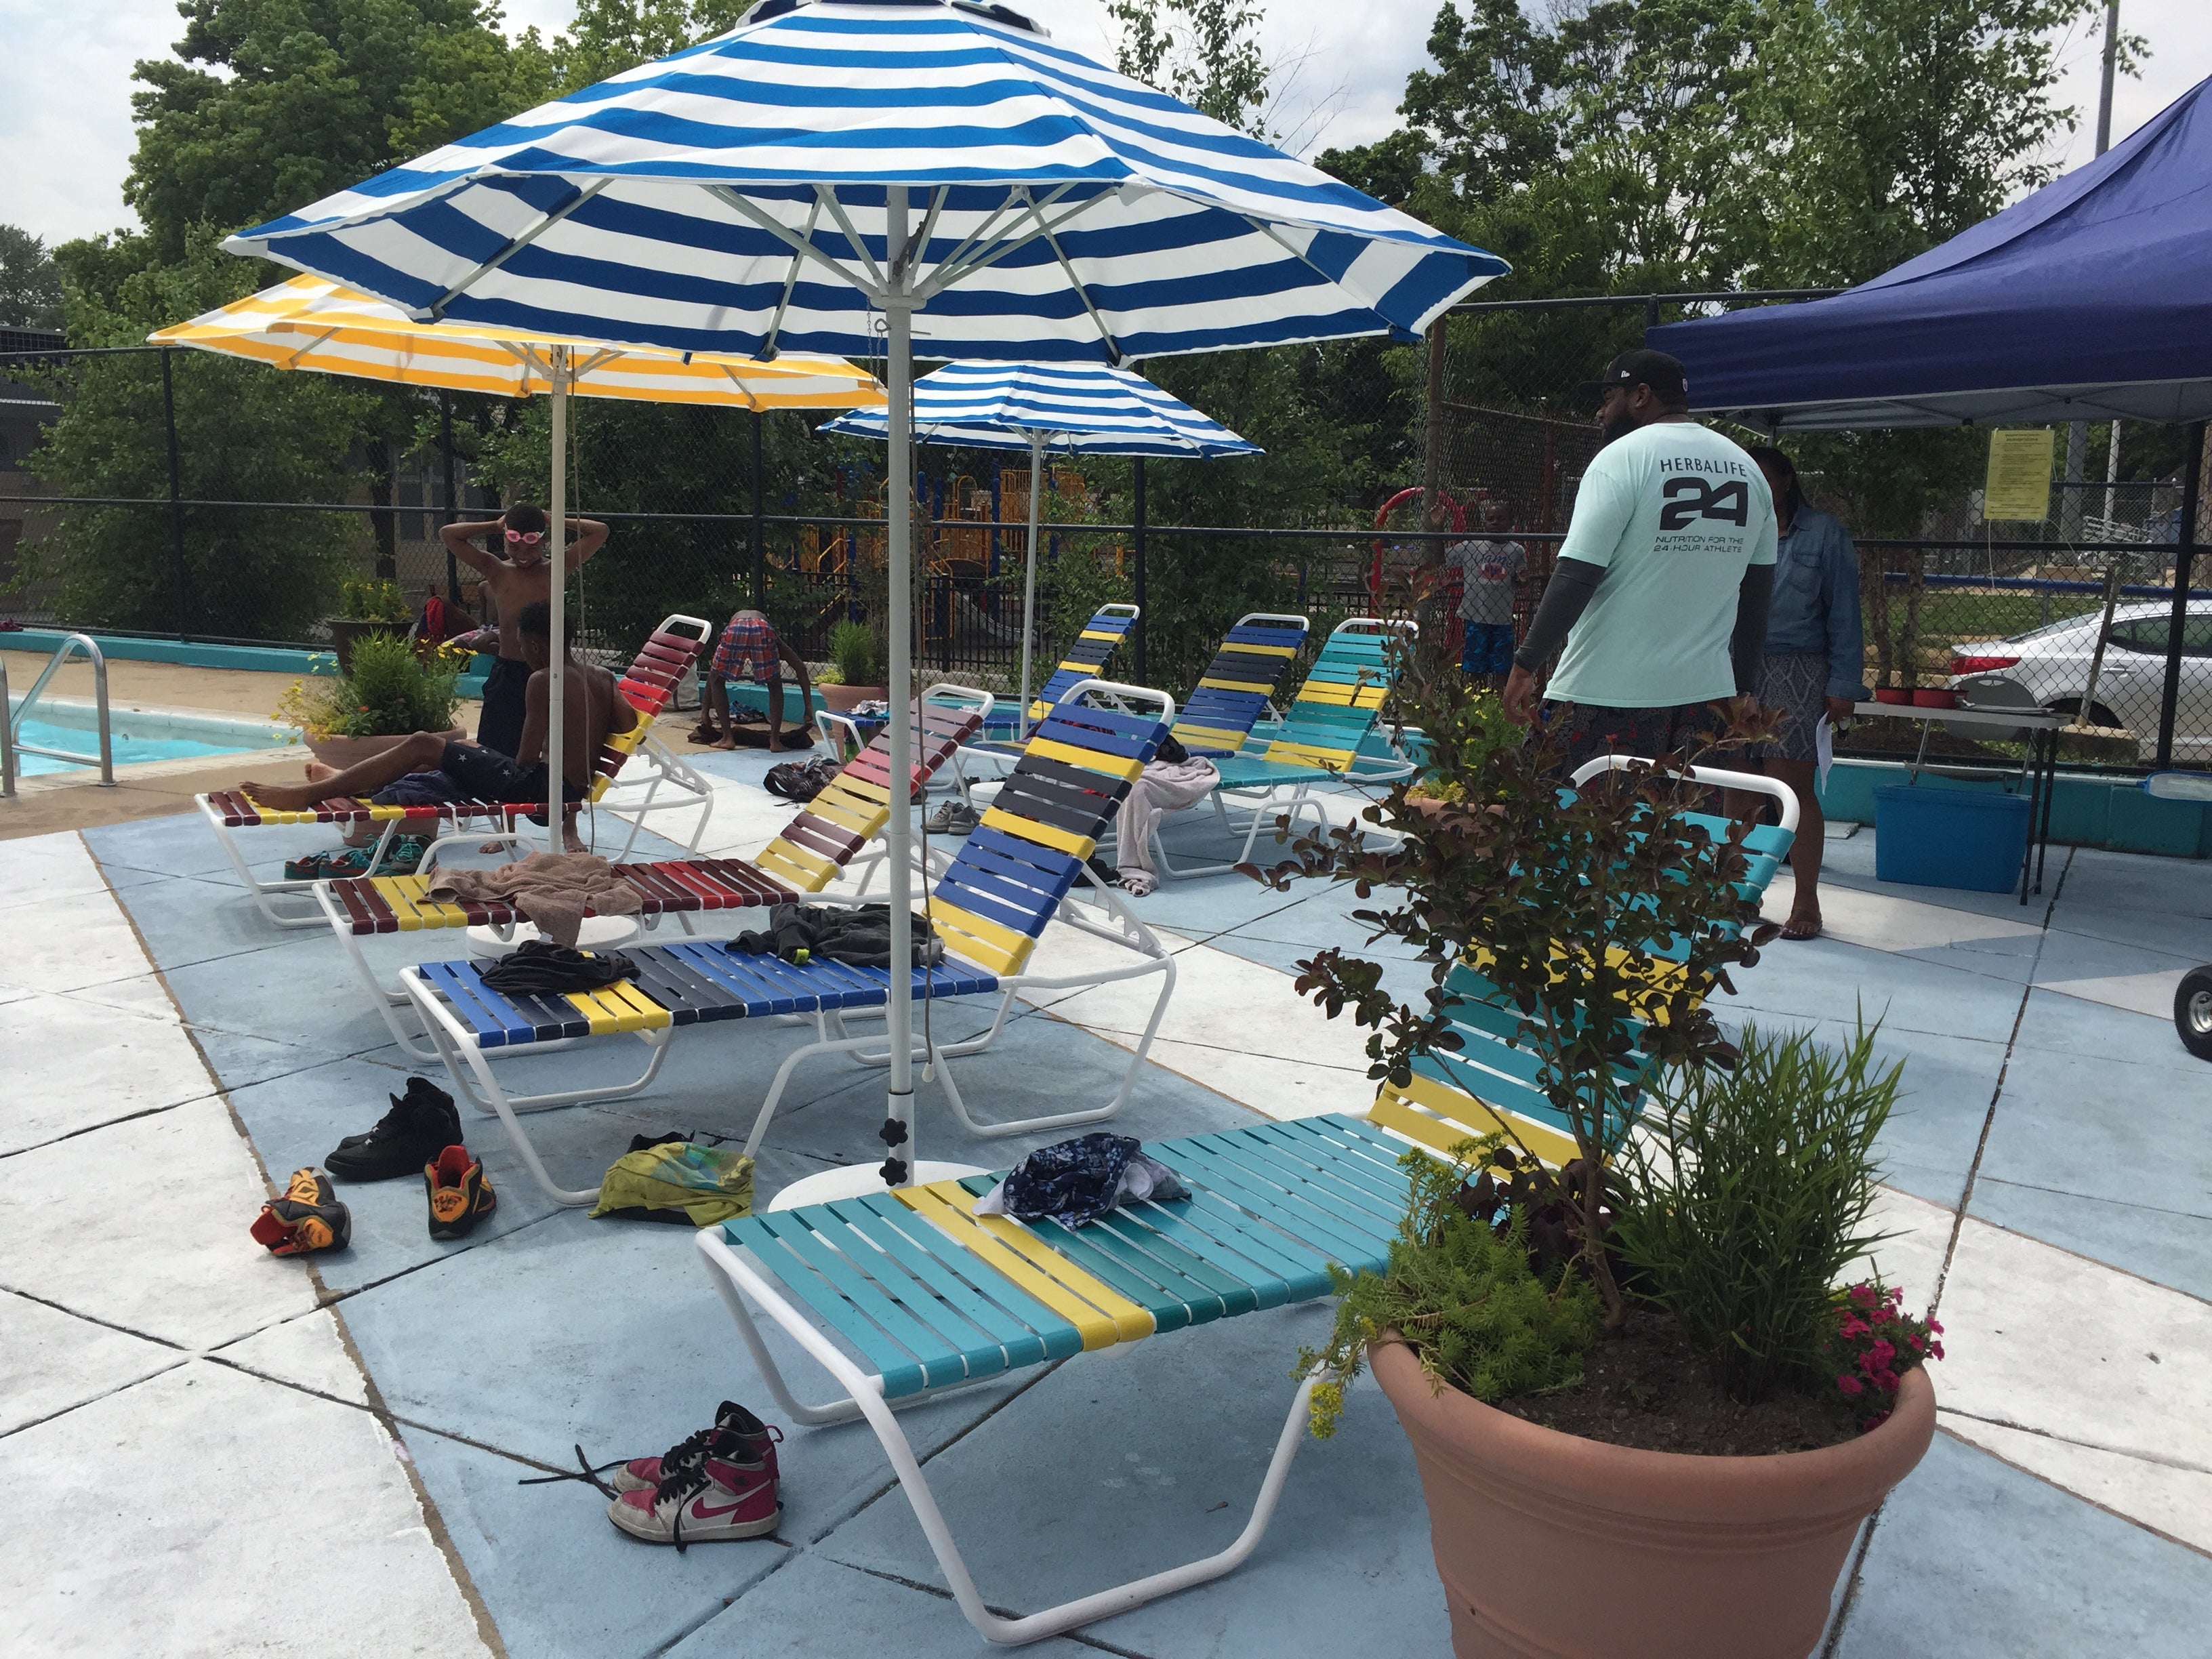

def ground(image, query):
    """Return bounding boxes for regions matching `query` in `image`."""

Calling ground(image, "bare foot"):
[562,827,587,854]
[712,736,738,751]
[478,839,510,855]
[240,779,321,811]
[1780,907,1822,941]
[304,760,337,784]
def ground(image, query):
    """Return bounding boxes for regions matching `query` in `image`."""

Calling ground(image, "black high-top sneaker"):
[326,1077,462,1181]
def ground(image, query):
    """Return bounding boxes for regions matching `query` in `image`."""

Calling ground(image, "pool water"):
[8,703,295,777]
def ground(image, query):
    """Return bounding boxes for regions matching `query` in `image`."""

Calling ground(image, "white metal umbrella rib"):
[758,195,826,360]
[426,178,608,319]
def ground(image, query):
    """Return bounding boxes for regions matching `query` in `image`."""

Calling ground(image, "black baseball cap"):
[1579,349,1688,406]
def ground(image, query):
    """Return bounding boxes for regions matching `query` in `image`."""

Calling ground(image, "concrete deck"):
[3,751,2208,1658]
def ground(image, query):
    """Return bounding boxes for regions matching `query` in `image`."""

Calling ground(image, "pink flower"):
[1927,1318,1944,1335]
[1848,1284,1879,1309]
[1859,1349,1882,1374]
[1837,1374,1865,1397]
[1887,1286,1904,1305]
[1867,1339,1896,1368]
[1862,1408,1891,1433]
[1873,1370,1900,1393]
[1929,1341,1945,1361]
[1838,1315,1869,1339]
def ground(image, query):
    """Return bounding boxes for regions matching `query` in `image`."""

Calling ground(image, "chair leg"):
[695,1229,1319,1647]
[204,807,389,928]
[941,955,1174,1139]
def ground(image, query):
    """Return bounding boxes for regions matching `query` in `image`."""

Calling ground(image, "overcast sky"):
[0,0,2200,250]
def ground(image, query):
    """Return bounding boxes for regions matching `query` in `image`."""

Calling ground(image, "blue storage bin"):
[1873,784,2030,893]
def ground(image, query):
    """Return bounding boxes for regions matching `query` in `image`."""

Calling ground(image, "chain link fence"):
[6,339,2210,772]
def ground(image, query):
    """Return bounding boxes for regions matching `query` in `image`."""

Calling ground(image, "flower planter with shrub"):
[1251,659,1941,1659]
[323,577,414,672]
[274,632,471,766]
[817,618,888,713]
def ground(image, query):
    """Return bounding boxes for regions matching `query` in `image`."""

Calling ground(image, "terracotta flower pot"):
[819,682,888,714]
[1372,1337,1936,1659]
[305,728,466,770]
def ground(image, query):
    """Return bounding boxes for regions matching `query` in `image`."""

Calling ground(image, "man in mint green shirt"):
[1502,350,1776,771]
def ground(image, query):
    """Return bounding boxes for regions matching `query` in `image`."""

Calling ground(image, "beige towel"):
[428,851,642,947]
[1112,758,1220,897]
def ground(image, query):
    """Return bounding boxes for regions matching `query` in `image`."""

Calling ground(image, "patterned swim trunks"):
[711,612,781,682]
[1750,653,1828,762]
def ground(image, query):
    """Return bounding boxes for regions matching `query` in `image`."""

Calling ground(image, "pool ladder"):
[3,632,115,794]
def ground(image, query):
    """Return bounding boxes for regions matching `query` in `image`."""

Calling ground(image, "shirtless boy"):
[690,608,816,751]
[441,505,608,757]
[241,602,634,853]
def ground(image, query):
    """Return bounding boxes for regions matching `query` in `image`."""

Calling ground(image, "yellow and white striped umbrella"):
[149,274,885,410]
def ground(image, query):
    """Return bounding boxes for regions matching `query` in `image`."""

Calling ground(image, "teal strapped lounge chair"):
[693,756,1799,1646]
[400,683,1182,1207]
[1147,617,1418,880]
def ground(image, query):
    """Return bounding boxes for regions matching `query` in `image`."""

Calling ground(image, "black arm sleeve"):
[1732,561,1774,696]
[1511,558,1605,672]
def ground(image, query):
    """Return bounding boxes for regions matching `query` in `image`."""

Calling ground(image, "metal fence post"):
[440,392,461,604]
[2154,419,2205,769]
[159,346,191,640]
[1132,457,1147,683]
[750,409,766,609]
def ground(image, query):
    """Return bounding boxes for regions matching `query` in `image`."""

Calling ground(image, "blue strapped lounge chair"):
[1025,602,1141,726]
[692,756,1798,1646]
[399,683,1182,1206]
[1164,611,1310,756]
[1145,617,1418,880]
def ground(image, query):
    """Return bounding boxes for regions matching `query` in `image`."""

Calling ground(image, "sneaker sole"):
[605,1499,781,1544]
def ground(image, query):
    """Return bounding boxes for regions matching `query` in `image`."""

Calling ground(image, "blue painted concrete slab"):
[1713,933,2030,1045]
[664,1549,1094,1659]
[2011,989,2202,1076]
[392,1425,792,1659]
[815,1300,1454,1657]
[333,1215,1034,1547]
[1835,1432,2212,1658]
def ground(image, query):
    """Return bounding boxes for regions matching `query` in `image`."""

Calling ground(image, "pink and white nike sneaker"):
[611,1400,781,1494]
[607,1434,780,1550]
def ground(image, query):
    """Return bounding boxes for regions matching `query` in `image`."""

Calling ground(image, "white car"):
[1947,598,2212,741]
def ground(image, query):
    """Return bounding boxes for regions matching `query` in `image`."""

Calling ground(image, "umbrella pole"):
[1018,434,1043,735]
[884,188,916,1183]
[547,345,569,851]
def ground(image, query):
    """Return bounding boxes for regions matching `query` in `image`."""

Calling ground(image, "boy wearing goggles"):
[440,504,608,758]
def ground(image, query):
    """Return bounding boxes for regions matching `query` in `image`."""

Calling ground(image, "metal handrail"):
[6,632,114,785]
[1,657,14,798]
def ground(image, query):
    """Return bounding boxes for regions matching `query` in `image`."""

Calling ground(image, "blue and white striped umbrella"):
[222,0,1504,1205]
[821,359,1258,721]
[819,360,1260,457]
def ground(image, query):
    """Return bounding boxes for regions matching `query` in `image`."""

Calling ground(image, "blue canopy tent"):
[1652,72,2212,432]
[821,359,1261,728]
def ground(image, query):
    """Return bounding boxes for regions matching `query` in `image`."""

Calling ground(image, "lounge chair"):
[1024,602,1141,728]
[691,756,1797,1645]
[397,683,1181,1205]
[1145,617,1417,880]
[316,687,993,1061]
[201,615,718,927]
[1164,611,1310,756]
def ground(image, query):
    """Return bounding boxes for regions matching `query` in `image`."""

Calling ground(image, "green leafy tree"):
[0,226,66,331]
[548,0,749,90]
[28,230,367,636]
[1109,0,1271,136]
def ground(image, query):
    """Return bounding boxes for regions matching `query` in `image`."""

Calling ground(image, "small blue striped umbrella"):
[222,0,1505,1194]
[821,360,1259,723]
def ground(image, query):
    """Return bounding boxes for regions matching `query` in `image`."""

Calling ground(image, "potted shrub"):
[819,618,888,713]
[1253,663,1938,1659]
[273,632,470,769]
[324,576,413,672]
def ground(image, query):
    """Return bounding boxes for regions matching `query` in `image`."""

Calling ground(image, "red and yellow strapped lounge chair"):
[199,615,718,927]
[319,687,994,1061]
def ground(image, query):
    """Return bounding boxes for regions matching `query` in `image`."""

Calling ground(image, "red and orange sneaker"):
[611,1401,781,1494]
[607,1433,779,1550]
[424,1145,496,1241]
[250,1168,351,1256]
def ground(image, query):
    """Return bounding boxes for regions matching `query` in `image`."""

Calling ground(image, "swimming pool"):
[7,698,299,777]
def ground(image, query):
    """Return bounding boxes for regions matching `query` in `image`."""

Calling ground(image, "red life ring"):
[1370,488,1465,599]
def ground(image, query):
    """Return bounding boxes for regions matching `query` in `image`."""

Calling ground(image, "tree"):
[0,226,65,331]
[548,0,749,91]
[29,230,367,636]
[1109,0,1271,136]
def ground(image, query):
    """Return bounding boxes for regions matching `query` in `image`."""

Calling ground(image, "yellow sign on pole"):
[1984,428,2055,522]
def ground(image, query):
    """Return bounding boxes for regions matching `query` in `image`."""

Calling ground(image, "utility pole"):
[2098,1,2125,524]
[2071,1,2123,539]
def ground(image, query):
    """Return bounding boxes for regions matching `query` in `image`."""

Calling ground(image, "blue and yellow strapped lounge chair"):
[692,756,1798,1647]
[398,684,1182,1206]
[1025,602,1141,727]
[1164,611,1310,756]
